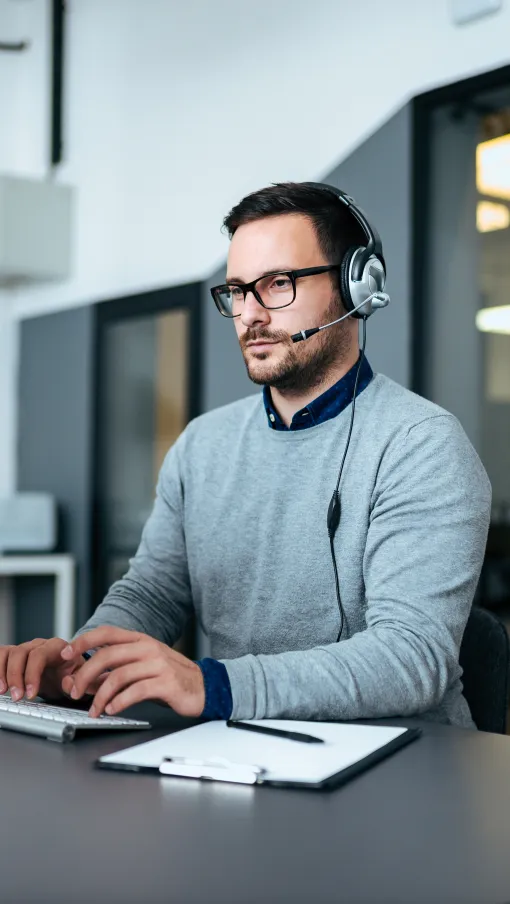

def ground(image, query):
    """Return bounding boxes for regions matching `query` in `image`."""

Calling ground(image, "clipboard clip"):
[159,756,266,785]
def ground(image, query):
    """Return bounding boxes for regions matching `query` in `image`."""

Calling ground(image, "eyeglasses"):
[210,265,341,318]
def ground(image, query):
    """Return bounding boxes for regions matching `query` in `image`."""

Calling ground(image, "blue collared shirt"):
[262,354,373,430]
[196,356,374,720]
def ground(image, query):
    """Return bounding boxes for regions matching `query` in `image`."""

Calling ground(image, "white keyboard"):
[0,694,151,742]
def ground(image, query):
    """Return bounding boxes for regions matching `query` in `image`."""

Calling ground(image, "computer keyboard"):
[0,694,151,742]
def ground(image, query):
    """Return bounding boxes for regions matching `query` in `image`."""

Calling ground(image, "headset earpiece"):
[343,250,386,319]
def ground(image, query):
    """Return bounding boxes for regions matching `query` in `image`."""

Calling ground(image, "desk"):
[2,708,510,904]
[0,554,75,642]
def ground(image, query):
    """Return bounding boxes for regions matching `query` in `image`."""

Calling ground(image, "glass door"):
[101,308,189,588]
[92,284,202,651]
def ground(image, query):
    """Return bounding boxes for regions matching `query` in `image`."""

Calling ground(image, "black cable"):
[327,316,368,642]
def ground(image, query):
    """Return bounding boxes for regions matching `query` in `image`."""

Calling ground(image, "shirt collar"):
[263,356,373,431]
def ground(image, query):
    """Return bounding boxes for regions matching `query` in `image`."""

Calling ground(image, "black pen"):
[226,720,325,744]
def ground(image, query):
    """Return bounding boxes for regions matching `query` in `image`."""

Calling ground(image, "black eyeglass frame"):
[210,265,341,318]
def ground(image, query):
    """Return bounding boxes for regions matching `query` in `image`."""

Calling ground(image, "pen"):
[226,720,325,744]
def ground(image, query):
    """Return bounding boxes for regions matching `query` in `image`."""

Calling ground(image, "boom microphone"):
[290,292,390,343]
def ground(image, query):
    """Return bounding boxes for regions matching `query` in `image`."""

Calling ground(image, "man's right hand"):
[0,638,87,702]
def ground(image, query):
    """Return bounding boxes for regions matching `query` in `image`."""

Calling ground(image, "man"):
[0,182,491,727]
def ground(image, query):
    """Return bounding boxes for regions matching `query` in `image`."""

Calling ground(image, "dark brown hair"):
[223,181,366,265]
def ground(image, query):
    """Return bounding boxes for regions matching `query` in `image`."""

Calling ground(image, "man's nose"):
[241,289,271,328]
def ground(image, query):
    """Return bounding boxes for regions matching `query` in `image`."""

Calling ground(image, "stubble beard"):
[241,295,354,394]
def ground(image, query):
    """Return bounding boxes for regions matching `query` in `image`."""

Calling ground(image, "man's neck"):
[269,347,360,428]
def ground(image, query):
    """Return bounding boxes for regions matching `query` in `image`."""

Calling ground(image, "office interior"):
[0,4,509,695]
[4,5,510,902]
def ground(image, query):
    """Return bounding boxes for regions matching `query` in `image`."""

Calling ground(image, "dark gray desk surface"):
[2,705,510,904]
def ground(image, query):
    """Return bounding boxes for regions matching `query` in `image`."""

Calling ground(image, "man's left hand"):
[60,627,205,719]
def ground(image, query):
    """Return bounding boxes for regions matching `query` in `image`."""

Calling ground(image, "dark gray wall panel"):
[325,104,412,388]
[16,305,95,641]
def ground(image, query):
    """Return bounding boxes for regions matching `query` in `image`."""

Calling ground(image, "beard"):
[240,294,353,394]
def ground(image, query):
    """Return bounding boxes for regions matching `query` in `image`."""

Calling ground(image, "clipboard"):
[96,719,421,790]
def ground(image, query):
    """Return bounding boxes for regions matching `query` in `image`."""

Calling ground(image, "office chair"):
[459,606,510,734]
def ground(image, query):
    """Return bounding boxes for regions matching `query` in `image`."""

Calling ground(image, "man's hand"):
[0,637,89,702]
[61,627,205,719]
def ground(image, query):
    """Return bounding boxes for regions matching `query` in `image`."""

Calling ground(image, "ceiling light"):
[476,305,510,335]
[477,200,510,232]
[476,133,510,200]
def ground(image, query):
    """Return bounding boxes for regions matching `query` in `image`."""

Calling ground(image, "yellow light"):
[476,305,510,335]
[477,200,510,232]
[476,133,510,200]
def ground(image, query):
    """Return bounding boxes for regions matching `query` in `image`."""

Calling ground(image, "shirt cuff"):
[196,658,233,720]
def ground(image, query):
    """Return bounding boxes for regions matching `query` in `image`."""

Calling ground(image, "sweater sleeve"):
[74,437,193,646]
[221,415,492,722]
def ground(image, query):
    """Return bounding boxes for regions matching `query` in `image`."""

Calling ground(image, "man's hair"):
[223,181,366,265]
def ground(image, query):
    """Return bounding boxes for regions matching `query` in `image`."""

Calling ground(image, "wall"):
[326,105,412,388]
[2,0,510,491]
[16,305,96,639]
[0,301,17,497]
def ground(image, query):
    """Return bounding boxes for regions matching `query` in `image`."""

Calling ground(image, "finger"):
[89,661,158,717]
[62,670,109,699]
[24,637,73,699]
[86,672,110,696]
[97,678,159,718]
[61,674,76,696]
[0,645,13,694]
[61,626,143,660]
[5,643,37,700]
[69,642,151,699]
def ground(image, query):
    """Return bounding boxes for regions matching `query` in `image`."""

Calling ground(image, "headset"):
[298,182,390,641]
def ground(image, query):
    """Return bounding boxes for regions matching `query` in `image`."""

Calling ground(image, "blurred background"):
[0,0,509,660]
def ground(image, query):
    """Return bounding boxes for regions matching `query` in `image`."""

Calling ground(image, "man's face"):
[228,214,355,392]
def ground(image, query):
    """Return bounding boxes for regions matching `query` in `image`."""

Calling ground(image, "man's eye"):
[271,277,292,290]
[229,286,244,298]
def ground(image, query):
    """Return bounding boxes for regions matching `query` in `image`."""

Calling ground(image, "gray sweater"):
[78,373,491,728]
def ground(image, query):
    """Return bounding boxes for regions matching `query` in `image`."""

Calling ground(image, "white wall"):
[1,0,510,494]
[0,300,17,497]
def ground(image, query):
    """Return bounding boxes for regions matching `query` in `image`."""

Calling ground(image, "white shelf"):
[0,554,76,642]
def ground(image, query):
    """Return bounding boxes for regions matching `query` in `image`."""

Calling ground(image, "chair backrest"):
[459,606,510,734]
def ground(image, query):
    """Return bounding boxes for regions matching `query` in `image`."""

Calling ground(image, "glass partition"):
[415,75,510,611]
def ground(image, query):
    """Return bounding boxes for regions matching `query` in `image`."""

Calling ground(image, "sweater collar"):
[262,356,373,431]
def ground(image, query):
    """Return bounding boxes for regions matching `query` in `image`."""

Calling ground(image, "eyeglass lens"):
[216,273,295,316]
